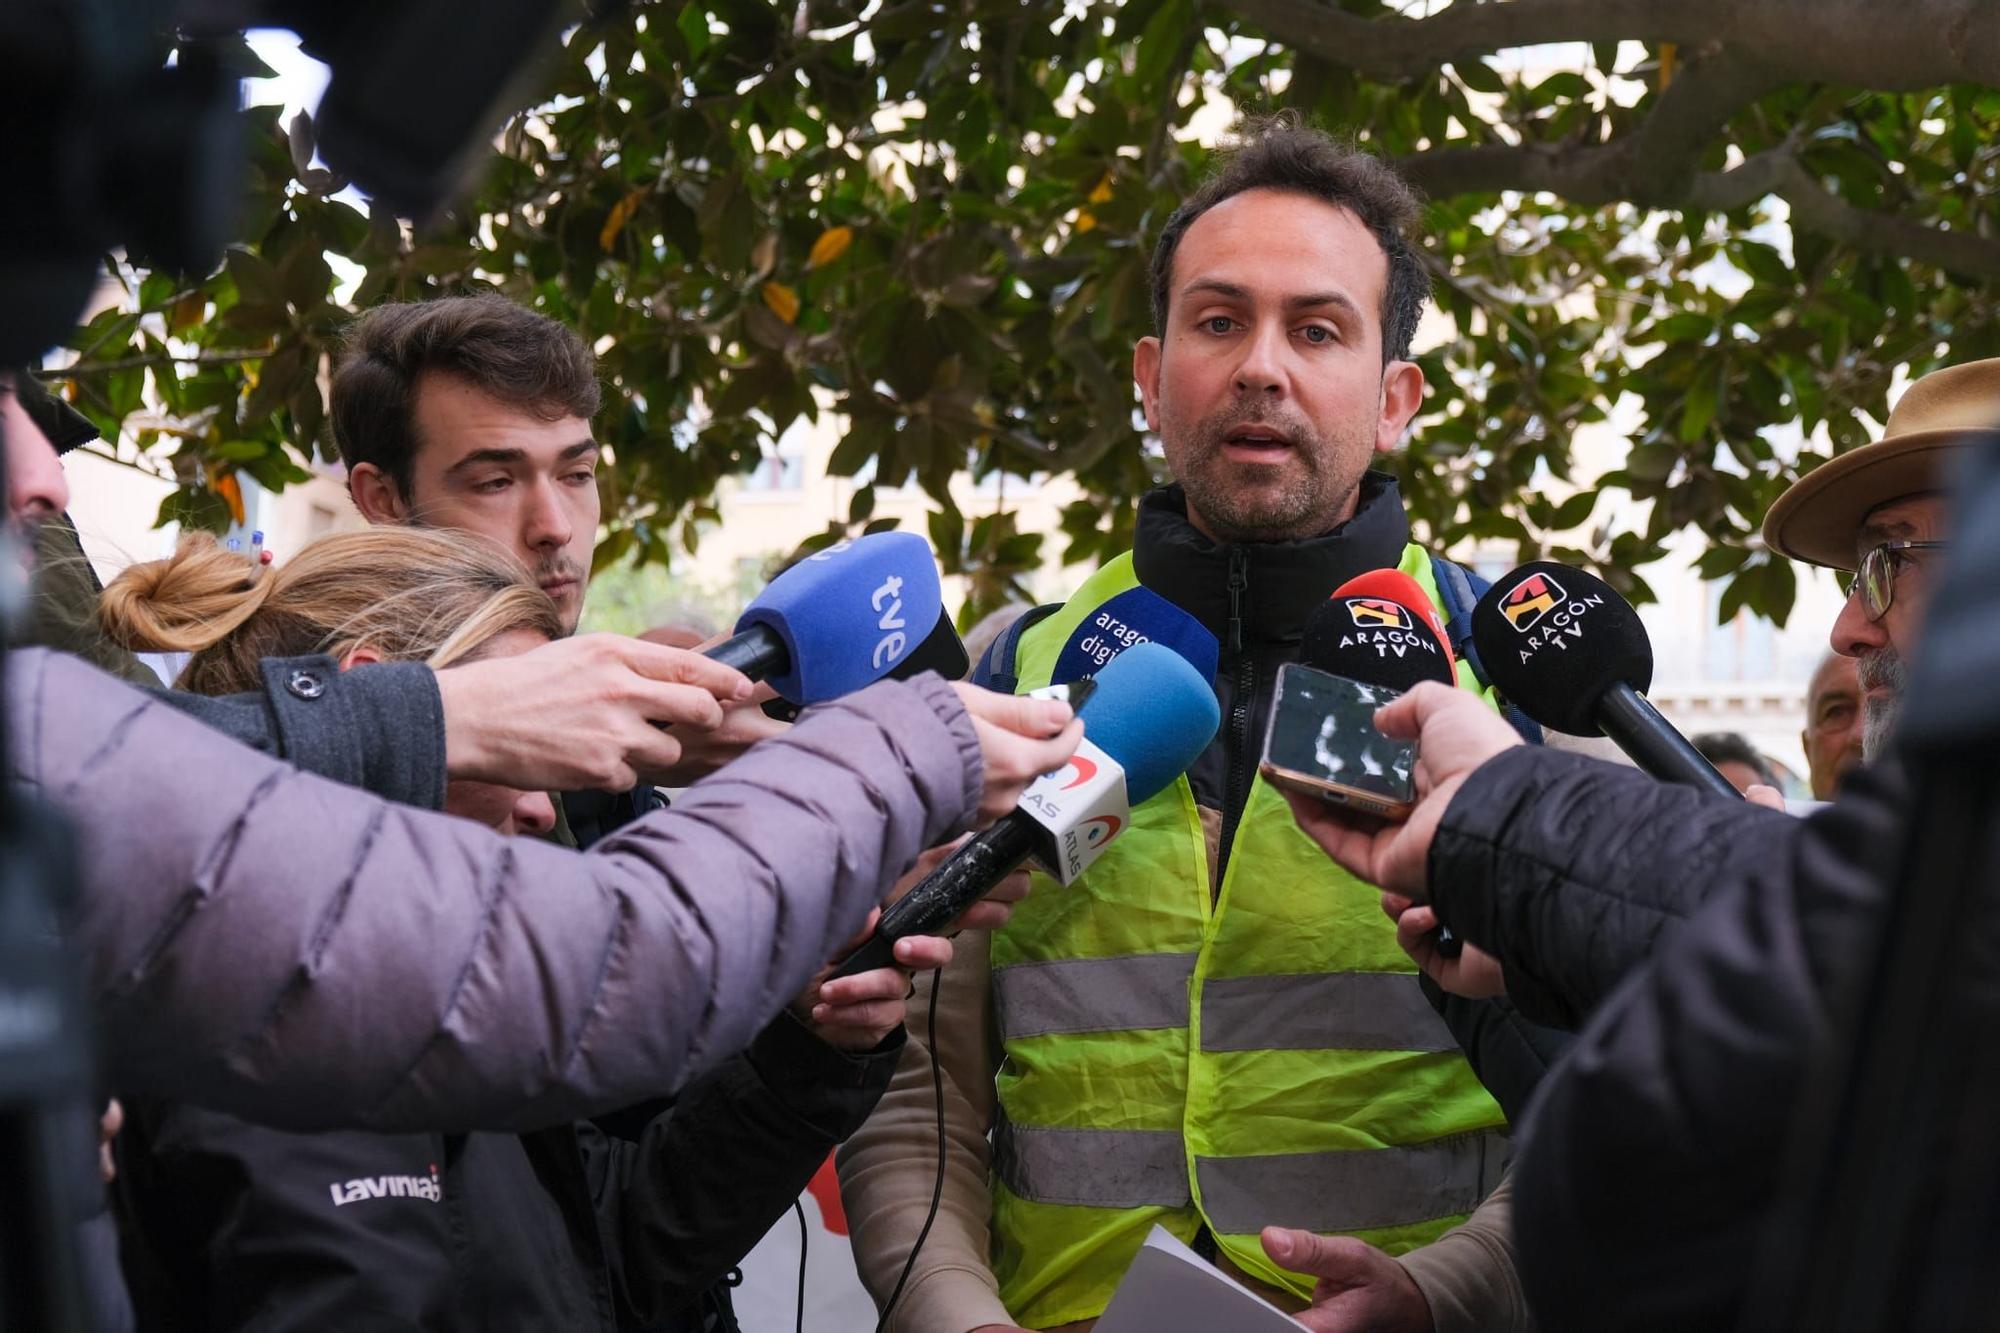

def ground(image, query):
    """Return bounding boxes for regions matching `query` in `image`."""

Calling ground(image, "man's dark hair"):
[1692,731,1778,786]
[1149,114,1430,362]
[330,294,600,499]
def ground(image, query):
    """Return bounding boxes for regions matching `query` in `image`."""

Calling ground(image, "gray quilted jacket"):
[5,647,982,1134]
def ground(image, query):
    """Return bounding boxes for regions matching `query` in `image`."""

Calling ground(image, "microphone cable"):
[873,968,946,1333]
[792,1197,808,1333]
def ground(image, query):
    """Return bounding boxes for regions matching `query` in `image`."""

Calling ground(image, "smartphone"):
[1260,663,1416,820]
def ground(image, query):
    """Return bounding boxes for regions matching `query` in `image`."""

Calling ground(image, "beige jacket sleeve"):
[837,927,1013,1333]
[1398,1172,1533,1333]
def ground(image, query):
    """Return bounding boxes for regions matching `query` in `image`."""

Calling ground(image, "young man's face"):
[3,377,70,552]
[1133,187,1424,543]
[1829,492,1947,760]
[350,373,599,632]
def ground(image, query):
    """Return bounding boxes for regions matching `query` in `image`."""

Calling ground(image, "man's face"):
[1829,493,1947,760]
[1133,187,1424,543]
[3,377,70,555]
[350,373,599,632]
[1800,652,1863,799]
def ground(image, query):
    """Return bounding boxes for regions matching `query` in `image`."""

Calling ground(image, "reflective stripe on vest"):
[994,1111,1510,1231]
[988,545,1511,1329]
[996,958,1455,1052]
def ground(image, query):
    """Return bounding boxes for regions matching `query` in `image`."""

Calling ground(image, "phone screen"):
[1261,663,1416,810]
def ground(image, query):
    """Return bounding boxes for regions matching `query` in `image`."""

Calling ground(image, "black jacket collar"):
[1131,472,1412,646]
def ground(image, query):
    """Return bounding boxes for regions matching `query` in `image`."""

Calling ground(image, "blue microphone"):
[708,532,945,704]
[1049,583,1220,686]
[831,642,1221,978]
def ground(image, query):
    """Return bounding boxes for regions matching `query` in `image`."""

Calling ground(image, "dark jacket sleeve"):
[1430,746,1798,1029]
[1438,748,1904,1333]
[7,648,983,1134]
[148,654,448,810]
[590,1012,903,1322]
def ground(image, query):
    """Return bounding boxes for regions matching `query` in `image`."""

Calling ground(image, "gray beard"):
[1858,646,1907,762]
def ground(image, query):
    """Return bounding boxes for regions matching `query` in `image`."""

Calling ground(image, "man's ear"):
[337,643,385,672]
[1134,336,1164,433]
[1375,359,1425,455]
[348,462,409,524]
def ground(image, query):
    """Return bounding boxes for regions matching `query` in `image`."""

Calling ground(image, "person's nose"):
[1231,322,1288,400]
[1830,583,1886,659]
[521,479,572,555]
[6,410,70,522]
[510,791,557,836]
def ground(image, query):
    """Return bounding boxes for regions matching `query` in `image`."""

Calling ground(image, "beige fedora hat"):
[1763,357,2000,570]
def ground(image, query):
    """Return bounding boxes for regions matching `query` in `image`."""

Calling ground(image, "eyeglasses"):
[1838,540,1948,622]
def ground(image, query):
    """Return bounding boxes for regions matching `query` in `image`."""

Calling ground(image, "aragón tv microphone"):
[1262,570,1455,820]
[703,531,944,705]
[1470,562,1739,800]
[831,641,1221,979]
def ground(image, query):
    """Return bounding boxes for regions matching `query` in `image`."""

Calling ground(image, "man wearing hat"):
[1763,357,1999,758]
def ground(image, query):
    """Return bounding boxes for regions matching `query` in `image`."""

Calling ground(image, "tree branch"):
[36,347,277,377]
[1215,0,2000,91]
[1404,139,2000,281]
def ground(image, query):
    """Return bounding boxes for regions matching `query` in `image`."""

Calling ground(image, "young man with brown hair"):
[839,119,1539,1333]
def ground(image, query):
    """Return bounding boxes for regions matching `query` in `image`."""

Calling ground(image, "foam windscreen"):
[1075,641,1221,803]
[1301,569,1457,692]
[734,531,944,704]
[1050,584,1220,687]
[1469,561,1654,736]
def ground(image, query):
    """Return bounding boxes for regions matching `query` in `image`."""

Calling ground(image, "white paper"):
[1093,1225,1308,1332]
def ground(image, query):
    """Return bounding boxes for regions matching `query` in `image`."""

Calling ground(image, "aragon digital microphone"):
[1470,561,1740,800]
[703,531,945,705]
[831,641,1221,978]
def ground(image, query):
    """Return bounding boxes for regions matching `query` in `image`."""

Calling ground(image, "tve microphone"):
[705,531,944,705]
[831,641,1221,978]
[1050,582,1220,685]
[762,608,969,723]
[1303,569,1458,690]
[1470,562,1739,799]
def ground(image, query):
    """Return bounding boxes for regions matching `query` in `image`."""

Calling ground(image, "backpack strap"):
[1429,553,1543,747]
[972,602,1062,693]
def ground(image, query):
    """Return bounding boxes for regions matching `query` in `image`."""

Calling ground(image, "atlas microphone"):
[703,531,945,705]
[832,641,1221,979]
[1470,562,1740,800]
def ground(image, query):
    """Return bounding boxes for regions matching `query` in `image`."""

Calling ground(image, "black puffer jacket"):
[1430,746,1900,1331]
[115,1012,896,1332]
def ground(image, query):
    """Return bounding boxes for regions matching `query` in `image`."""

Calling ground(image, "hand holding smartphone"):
[1260,663,1417,821]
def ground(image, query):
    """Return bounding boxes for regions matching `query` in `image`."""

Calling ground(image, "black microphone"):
[1470,562,1740,800]
[1302,569,1459,690]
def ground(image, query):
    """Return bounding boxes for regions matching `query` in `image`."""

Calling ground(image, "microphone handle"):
[830,816,1040,979]
[1595,681,1742,800]
[702,623,790,681]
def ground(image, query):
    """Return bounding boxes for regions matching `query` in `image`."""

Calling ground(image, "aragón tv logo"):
[1498,572,1606,661]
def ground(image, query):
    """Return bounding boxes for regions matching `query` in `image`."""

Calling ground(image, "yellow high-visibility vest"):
[988,544,1510,1329]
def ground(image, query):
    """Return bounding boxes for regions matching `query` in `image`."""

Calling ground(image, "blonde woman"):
[96,529,940,1332]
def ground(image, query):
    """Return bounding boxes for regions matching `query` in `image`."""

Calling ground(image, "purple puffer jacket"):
[5,648,982,1134]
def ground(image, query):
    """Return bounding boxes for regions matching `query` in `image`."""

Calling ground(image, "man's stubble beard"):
[1161,397,1378,544]
[1857,646,1908,761]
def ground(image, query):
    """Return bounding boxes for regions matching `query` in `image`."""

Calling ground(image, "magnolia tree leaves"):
[43,1,2000,625]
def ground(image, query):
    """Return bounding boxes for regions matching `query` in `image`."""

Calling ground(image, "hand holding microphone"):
[829,642,1222,980]
[1469,561,1739,799]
